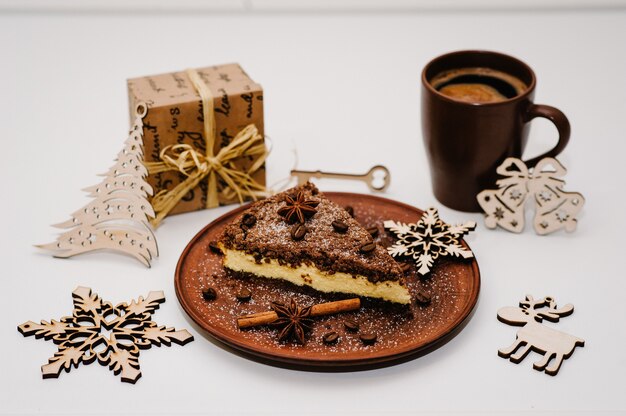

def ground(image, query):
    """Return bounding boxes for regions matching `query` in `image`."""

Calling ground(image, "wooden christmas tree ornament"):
[18,286,193,384]
[37,103,159,267]
[497,295,584,376]
[384,207,476,275]
[477,157,585,235]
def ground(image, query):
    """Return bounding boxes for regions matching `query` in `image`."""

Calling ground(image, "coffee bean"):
[291,224,307,241]
[359,242,376,253]
[366,226,379,238]
[208,241,222,254]
[236,288,252,302]
[400,263,411,273]
[344,319,359,332]
[344,205,355,217]
[202,287,217,301]
[332,220,348,233]
[360,333,377,345]
[322,332,340,345]
[415,291,431,306]
[242,213,257,227]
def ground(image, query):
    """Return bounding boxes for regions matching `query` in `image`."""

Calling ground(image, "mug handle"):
[523,104,571,168]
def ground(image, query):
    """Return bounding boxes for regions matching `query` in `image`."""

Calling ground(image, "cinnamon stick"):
[237,298,361,329]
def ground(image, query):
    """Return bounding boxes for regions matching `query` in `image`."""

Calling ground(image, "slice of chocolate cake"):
[218,182,410,304]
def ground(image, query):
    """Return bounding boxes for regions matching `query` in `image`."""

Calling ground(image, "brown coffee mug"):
[421,50,570,212]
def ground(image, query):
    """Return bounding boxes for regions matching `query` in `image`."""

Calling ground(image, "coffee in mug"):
[421,50,571,212]
[430,67,527,103]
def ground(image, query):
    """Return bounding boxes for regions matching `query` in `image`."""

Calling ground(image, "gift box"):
[127,63,266,225]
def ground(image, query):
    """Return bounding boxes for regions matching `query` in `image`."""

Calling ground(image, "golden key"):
[290,165,391,192]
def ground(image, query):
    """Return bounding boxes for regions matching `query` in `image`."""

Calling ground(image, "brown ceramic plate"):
[175,192,480,371]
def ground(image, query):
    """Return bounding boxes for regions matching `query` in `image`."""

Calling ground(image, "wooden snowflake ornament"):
[384,208,476,275]
[37,102,158,267]
[18,287,193,384]
[498,295,584,376]
[477,157,585,235]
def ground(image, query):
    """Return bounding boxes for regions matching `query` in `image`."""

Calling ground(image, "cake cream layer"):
[222,247,411,304]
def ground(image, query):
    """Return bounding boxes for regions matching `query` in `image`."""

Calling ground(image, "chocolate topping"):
[219,182,405,284]
[236,289,252,302]
[415,291,431,306]
[360,333,377,345]
[291,224,307,241]
[344,319,359,332]
[202,287,217,301]
[322,331,340,344]
[359,242,376,254]
[331,220,349,233]
[208,241,222,254]
[242,214,257,228]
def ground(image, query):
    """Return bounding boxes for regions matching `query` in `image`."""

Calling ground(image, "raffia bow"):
[144,68,268,227]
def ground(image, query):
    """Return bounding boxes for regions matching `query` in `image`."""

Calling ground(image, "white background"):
[1,3,625,415]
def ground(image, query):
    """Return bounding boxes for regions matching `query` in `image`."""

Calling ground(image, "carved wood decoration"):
[477,157,585,235]
[37,103,159,266]
[497,295,584,376]
[384,207,476,275]
[291,165,391,192]
[18,287,194,384]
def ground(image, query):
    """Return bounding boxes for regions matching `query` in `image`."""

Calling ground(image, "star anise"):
[277,192,319,224]
[270,299,314,344]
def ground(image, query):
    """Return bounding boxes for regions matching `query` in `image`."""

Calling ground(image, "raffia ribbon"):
[144,68,268,227]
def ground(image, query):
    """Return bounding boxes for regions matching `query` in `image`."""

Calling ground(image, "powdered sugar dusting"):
[177,193,479,362]
[220,182,404,283]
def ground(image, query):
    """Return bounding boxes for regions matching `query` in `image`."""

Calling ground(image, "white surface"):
[1,9,625,416]
[2,0,626,12]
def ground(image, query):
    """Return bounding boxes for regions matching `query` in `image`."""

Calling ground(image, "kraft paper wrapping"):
[127,63,265,216]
